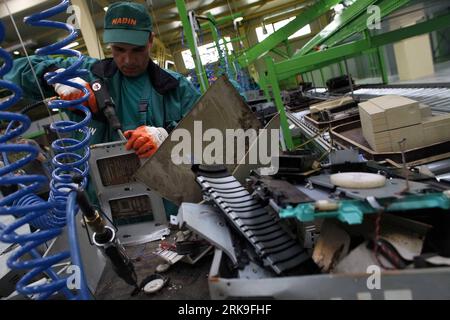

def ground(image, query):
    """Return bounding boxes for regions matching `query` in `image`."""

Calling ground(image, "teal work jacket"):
[5,55,201,216]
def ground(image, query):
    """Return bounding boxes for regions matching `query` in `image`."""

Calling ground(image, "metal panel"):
[88,141,168,245]
[209,249,450,300]
[178,203,238,266]
[135,76,262,205]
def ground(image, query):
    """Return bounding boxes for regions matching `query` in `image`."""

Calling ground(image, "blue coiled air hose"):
[0,0,92,299]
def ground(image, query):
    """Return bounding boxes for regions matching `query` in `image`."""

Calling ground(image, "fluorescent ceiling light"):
[62,41,79,49]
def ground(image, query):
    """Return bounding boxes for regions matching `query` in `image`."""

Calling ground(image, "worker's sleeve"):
[4,55,99,100]
[178,75,202,117]
[229,78,247,101]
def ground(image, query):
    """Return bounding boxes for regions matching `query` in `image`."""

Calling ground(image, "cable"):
[0,0,92,299]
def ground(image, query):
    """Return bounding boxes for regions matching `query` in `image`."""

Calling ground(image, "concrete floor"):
[94,231,212,300]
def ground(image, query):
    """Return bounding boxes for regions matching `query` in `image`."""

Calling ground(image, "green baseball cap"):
[103,2,153,46]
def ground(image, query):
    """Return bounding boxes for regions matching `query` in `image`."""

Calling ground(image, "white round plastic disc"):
[143,279,165,294]
[330,172,386,189]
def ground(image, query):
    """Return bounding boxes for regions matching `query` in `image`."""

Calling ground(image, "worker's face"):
[111,33,154,77]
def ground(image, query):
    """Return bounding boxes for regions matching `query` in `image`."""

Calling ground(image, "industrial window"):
[181,37,234,70]
[255,17,311,42]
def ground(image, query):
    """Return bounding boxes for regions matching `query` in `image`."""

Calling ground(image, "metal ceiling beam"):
[236,0,340,67]
[275,12,450,80]
[295,0,412,57]
[164,0,302,46]
[161,0,273,37]
[321,0,412,48]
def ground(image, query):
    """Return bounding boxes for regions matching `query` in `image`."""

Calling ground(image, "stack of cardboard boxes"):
[358,95,450,152]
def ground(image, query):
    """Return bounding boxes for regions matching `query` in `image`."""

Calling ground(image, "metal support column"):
[265,56,294,150]
[175,0,209,93]
[71,0,104,59]
[377,47,389,84]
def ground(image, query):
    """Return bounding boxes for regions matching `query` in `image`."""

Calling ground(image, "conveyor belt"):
[352,86,450,114]
[194,166,309,274]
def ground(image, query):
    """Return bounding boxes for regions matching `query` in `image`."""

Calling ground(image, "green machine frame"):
[262,4,450,150]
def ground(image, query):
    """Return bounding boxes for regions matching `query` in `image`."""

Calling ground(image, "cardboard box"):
[419,103,432,119]
[367,123,425,152]
[422,115,450,145]
[388,123,425,151]
[359,95,421,132]
[359,95,423,151]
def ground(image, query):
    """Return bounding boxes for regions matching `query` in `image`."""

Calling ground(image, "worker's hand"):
[124,126,168,158]
[52,69,98,113]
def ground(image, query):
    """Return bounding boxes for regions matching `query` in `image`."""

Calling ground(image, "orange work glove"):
[52,68,98,113]
[124,126,168,158]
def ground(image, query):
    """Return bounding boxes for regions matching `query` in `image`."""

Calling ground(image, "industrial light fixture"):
[13,50,20,55]
[103,7,108,12]
[333,3,345,14]
[233,16,243,24]
[62,41,79,49]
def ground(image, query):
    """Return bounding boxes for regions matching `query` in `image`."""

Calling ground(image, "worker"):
[5,1,200,150]
[5,2,201,215]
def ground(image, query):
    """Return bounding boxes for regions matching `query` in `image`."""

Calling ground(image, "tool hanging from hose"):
[73,176,138,292]
[0,0,139,299]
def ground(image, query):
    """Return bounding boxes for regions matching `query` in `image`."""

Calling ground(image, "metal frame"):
[236,0,341,68]
[209,249,450,300]
[88,141,167,246]
[265,11,450,149]
[175,0,209,93]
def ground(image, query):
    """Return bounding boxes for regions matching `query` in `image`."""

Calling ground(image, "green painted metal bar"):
[321,0,412,49]
[295,0,413,58]
[319,68,326,87]
[275,12,450,80]
[206,13,226,76]
[237,0,341,68]
[258,72,271,102]
[23,130,45,139]
[284,40,293,57]
[265,56,294,150]
[377,47,388,84]
[270,47,290,59]
[296,0,379,56]
[200,12,243,29]
[175,0,209,93]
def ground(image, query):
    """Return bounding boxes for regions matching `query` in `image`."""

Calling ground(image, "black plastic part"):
[94,227,113,244]
[104,245,138,288]
[90,78,122,131]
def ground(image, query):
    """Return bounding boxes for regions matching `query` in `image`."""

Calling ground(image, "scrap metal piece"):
[88,141,168,245]
[312,220,351,272]
[252,177,313,207]
[178,203,238,266]
[135,76,262,205]
[195,166,309,274]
